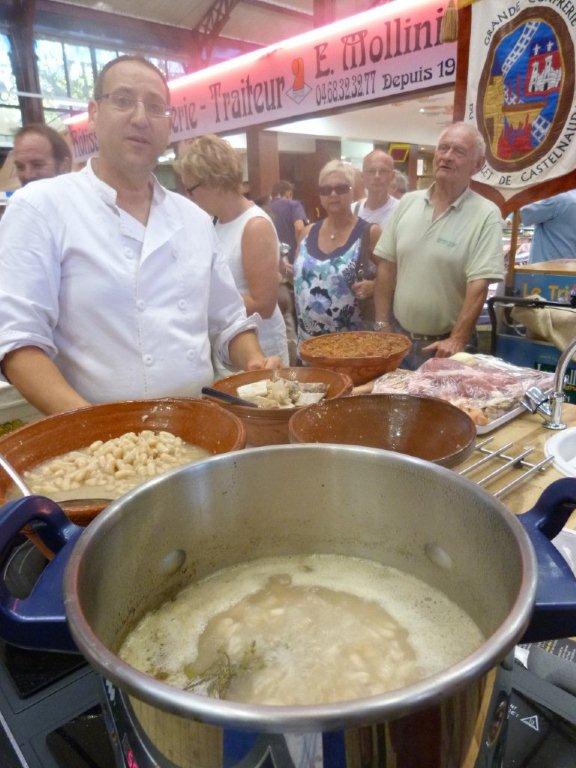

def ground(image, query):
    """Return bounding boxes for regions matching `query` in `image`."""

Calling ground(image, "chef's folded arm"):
[228,330,282,371]
[0,199,89,414]
[2,346,90,415]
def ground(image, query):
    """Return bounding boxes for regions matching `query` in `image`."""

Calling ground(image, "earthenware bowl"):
[205,368,353,446]
[288,393,476,467]
[0,398,245,526]
[299,331,412,385]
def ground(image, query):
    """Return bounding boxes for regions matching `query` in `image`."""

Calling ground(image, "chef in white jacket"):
[0,55,279,415]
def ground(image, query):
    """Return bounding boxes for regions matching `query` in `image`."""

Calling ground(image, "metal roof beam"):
[241,0,313,23]
[196,0,242,40]
[194,0,245,65]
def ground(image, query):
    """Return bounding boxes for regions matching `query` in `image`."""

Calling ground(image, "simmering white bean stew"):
[119,554,485,706]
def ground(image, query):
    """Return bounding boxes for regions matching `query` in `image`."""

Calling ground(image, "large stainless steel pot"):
[0,445,576,768]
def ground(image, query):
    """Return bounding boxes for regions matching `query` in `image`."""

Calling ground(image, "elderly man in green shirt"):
[373,122,504,369]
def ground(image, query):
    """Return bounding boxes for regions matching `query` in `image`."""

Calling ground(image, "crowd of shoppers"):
[0,53,508,413]
[266,180,307,364]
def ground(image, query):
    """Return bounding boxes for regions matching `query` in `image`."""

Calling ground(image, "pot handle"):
[0,496,82,651]
[518,478,576,643]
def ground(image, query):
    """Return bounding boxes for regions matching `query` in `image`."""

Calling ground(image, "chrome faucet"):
[521,335,576,430]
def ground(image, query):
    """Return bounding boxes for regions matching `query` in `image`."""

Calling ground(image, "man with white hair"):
[373,121,503,368]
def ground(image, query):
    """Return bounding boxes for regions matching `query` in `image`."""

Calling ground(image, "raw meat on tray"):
[372,353,554,426]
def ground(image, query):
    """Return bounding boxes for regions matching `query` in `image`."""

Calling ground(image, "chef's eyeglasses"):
[186,183,201,195]
[97,91,173,119]
[318,183,351,196]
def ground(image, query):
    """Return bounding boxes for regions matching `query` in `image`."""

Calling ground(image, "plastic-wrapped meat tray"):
[371,354,555,433]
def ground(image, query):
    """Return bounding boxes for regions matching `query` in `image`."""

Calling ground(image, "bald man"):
[352,149,398,227]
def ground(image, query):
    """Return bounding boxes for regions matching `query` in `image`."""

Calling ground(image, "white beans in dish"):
[23,430,210,501]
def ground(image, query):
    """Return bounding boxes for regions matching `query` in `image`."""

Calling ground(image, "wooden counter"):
[456,404,576,530]
[515,259,576,275]
[458,405,576,768]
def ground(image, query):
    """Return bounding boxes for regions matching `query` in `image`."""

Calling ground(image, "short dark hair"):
[13,123,72,165]
[272,180,294,197]
[93,55,170,103]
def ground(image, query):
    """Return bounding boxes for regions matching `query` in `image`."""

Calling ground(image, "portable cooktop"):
[0,640,575,768]
[1,547,575,768]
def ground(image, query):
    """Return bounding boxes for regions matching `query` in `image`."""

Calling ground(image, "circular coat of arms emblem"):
[477,8,574,172]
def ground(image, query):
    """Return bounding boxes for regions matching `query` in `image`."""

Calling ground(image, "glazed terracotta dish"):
[206,368,353,446]
[0,398,245,526]
[299,331,411,385]
[289,393,476,467]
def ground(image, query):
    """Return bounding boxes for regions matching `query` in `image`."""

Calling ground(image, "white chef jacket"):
[0,160,258,403]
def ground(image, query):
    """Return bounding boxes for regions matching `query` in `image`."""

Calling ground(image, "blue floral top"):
[294,218,372,343]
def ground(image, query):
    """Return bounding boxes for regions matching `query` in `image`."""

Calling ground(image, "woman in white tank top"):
[177,135,289,378]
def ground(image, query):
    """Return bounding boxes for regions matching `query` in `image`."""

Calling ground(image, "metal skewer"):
[493,456,555,499]
[474,447,535,486]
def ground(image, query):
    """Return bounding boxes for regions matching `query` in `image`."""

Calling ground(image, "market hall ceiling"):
[55,0,319,47]
[45,0,396,48]
[2,0,397,58]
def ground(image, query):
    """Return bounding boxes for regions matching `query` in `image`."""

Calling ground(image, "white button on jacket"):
[0,161,258,403]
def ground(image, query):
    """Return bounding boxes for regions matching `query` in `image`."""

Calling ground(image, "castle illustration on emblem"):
[480,14,569,166]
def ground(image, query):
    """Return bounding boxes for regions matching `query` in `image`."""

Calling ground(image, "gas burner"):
[0,719,27,768]
[0,537,113,767]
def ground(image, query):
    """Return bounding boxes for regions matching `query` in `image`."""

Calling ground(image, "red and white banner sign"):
[67,0,456,161]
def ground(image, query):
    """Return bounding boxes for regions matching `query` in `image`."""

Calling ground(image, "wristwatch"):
[373,321,391,331]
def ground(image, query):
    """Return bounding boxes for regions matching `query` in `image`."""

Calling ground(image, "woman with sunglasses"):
[178,135,289,377]
[293,160,381,345]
